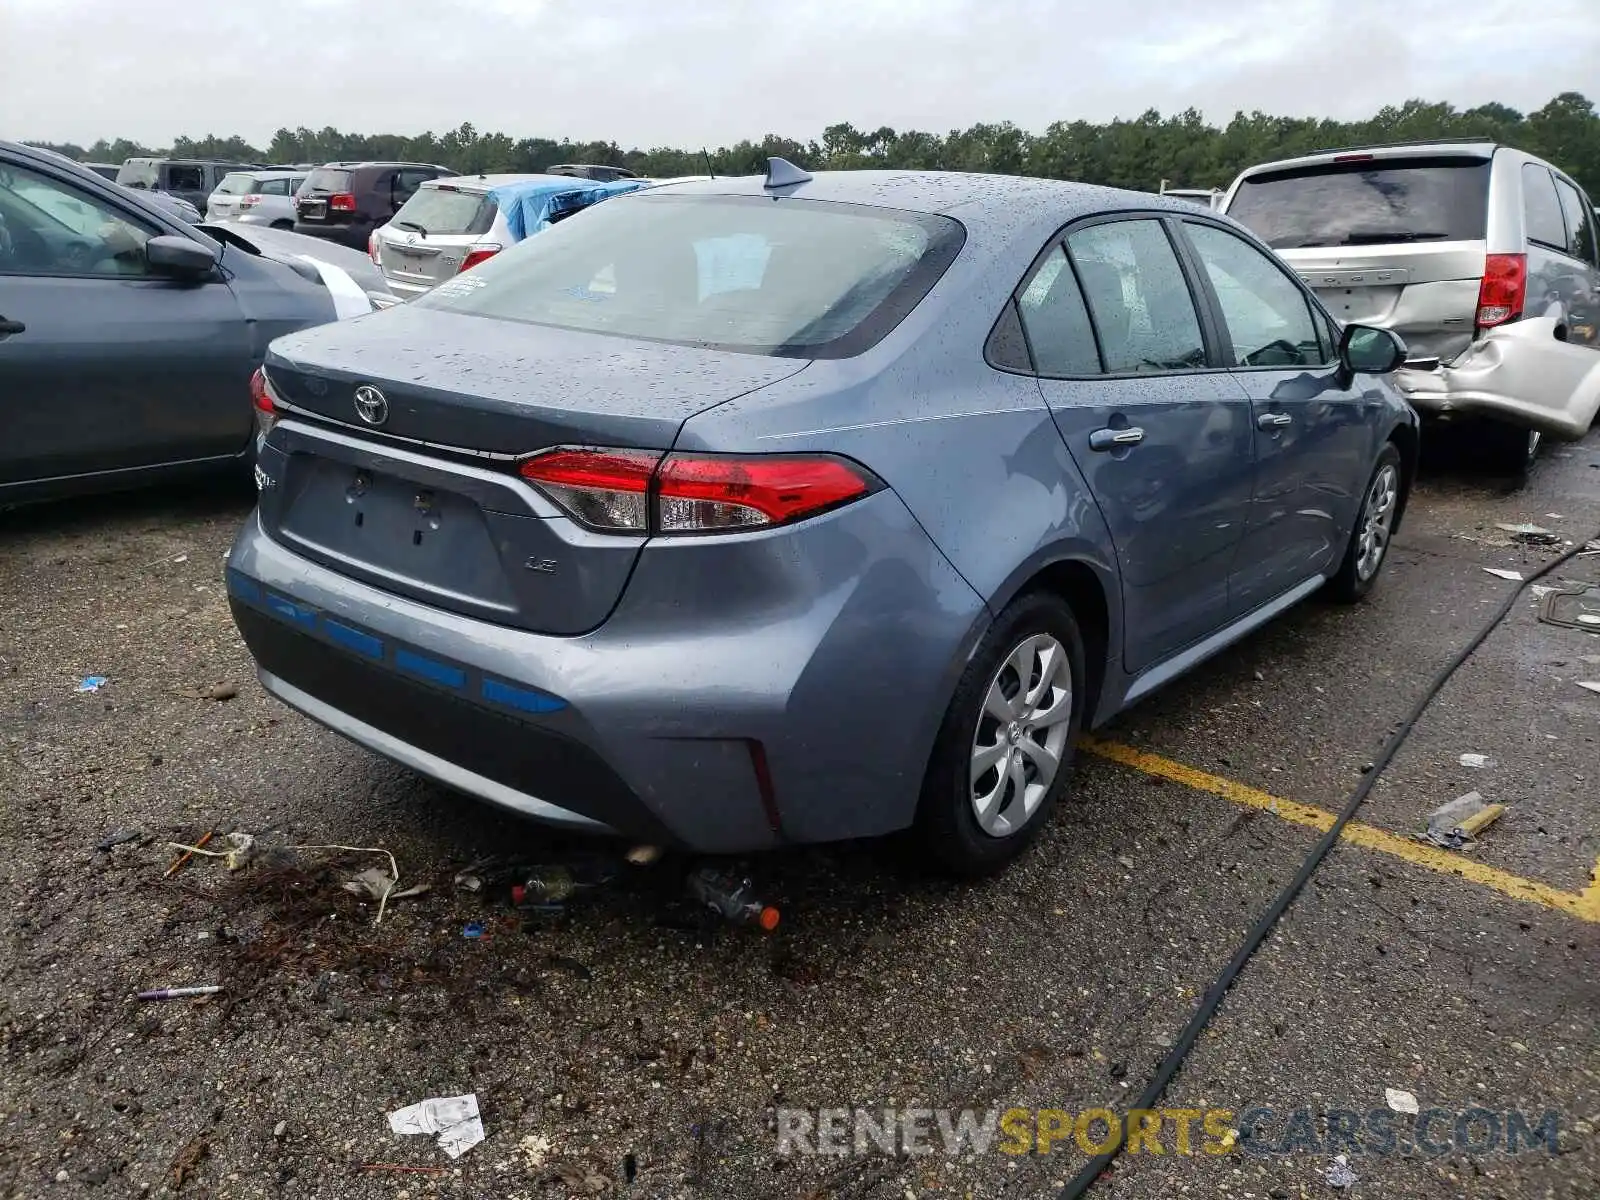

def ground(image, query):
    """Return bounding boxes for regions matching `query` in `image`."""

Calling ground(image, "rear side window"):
[214,173,255,196]
[417,193,965,359]
[259,178,291,197]
[1228,156,1491,249]
[391,186,495,236]
[1522,164,1567,251]
[1067,219,1207,373]
[1552,176,1597,264]
[166,165,204,191]
[1015,245,1100,375]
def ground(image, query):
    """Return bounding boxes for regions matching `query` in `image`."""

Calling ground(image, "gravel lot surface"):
[2,429,1597,1199]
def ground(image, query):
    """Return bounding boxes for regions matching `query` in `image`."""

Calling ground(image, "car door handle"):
[0,317,24,337]
[1088,427,1145,451]
[1256,412,1292,430]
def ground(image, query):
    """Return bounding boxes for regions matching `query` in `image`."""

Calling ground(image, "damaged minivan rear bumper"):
[1393,316,1600,439]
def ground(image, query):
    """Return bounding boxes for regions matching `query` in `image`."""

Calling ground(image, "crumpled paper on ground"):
[387,1094,484,1159]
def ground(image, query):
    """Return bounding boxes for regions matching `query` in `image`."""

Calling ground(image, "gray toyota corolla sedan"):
[227,161,1418,875]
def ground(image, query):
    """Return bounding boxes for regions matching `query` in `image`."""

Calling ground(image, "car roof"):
[645,169,1196,234]
[1234,140,1500,178]
[420,172,576,194]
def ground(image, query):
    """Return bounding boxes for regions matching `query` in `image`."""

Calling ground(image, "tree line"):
[27,93,1600,197]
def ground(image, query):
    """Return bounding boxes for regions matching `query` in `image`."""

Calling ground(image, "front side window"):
[1066,219,1206,373]
[0,162,155,276]
[1553,176,1597,265]
[1522,164,1567,251]
[418,194,965,358]
[1015,244,1100,375]
[1185,223,1326,367]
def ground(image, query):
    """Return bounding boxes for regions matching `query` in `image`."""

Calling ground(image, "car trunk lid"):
[376,184,499,294]
[257,305,808,633]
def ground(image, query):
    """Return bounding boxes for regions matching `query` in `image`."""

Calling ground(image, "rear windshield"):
[303,168,352,194]
[214,172,257,196]
[116,161,159,188]
[391,185,495,236]
[417,194,965,358]
[1228,156,1491,249]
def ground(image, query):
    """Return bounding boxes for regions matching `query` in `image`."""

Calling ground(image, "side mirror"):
[1340,323,1408,375]
[146,234,219,279]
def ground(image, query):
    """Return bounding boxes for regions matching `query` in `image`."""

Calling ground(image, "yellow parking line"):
[1080,738,1598,924]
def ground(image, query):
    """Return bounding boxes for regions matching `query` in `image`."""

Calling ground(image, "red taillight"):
[328,193,357,212]
[367,232,381,265]
[1476,253,1526,330]
[240,194,261,208]
[458,246,501,273]
[517,448,876,534]
[250,367,278,435]
[1332,153,1375,163]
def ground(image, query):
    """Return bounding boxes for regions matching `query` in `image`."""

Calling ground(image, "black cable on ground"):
[1056,526,1600,1199]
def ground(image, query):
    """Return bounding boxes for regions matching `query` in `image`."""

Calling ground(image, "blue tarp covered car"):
[488,178,647,243]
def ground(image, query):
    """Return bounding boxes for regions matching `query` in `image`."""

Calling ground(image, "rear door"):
[1177,218,1378,611]
[1024,215,1256,675]
[0,157,254,489]
[1550,173,1600,347]
[1225,153,1493,363]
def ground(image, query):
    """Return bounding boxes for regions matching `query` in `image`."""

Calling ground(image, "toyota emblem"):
[406,232,418,245]
[353,384,389,427]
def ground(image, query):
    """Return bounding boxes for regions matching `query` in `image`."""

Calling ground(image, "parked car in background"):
[115,158,254,212]
[292,162,456,250]
[206,169,307,227]
[1159,182,1225,210]
[229,162,1416,876]
[370,173,645,299]
[0,140,379,507]
[544,163,639,182]
[1224,141,1600,477]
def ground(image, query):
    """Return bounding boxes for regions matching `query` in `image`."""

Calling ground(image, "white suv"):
[205,170,307,228]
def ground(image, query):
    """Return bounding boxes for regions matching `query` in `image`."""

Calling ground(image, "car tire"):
[1479,422,1540,485]
[271,220,292,230]
[1328,442,1403,604]
[915,592,1086,876]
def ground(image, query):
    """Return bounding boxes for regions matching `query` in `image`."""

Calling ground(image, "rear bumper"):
[1393,317,1600,439]
[225,497,988,853]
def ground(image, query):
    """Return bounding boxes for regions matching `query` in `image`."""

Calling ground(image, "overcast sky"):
[4,0,1596,149]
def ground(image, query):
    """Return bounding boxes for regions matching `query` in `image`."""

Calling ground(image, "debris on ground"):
[163,830,215,878]
[462,921,485,939]
[1540,583,1600,632]
[75,675,109,693]
[137,985,222,1001]
[1458,753,1497,769]
[511,859,621,910]
[387,1094,484,1159]
[452,857,500,892]
[1324,1153,1358,1189]
[169,1133,208,1190]
[1424,791,1507,850]
[685,866,781,931]
[204,682,238,701]
[547,1160,613,1195]
[625,844,663,866]
[95,828,141,852]
[1481,567,1524,581]
[1385,1087,1420,1114]
[1495,522,1561,545]
[518,1133,554,1170]
[342,866,429,905]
